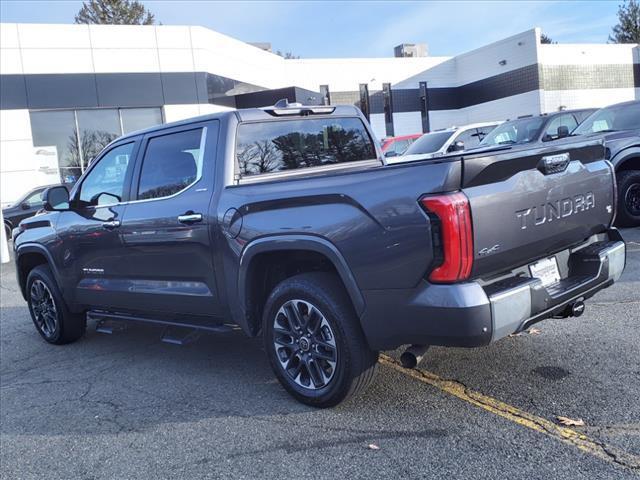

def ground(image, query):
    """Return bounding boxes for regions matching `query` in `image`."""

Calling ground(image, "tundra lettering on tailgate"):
[515,192,595,230]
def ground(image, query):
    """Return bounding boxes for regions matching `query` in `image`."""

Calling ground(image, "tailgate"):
[462,141,615,278]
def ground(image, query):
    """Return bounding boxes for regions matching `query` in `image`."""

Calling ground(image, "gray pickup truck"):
[13,102,625,407]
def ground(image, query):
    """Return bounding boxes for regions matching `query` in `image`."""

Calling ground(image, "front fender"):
[14,243,61,300]
[612,146,640,171]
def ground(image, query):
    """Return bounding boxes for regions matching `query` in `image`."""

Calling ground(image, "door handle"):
[102,220,121,230]
[178,213,203,224]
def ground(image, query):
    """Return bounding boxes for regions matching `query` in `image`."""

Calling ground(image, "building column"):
[382,83,394,137]
[419,81,430,133]
[359,83,370,120]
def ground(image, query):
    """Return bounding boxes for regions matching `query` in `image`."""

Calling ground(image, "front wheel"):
[263,272,378,407]
[616,170,640,227]
[26,265,85,345]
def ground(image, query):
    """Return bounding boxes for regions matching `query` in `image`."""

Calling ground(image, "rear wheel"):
[26,265,85,344]
[616,170,640,227]
[263,272,378,407]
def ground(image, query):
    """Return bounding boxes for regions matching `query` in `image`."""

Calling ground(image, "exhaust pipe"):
[554,299,586,319]
[571,300,585,317]
[400,344,429,369]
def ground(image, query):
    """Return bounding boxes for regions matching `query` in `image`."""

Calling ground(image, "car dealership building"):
[1,23,638,204]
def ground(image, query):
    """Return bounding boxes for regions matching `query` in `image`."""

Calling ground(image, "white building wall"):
[392,112,422,135]
[453,29,539,86]
[286,57,449,92]
[368,114,387,140]
[162,103,235,123]
[429,90,542,130]
[0,110,56,207]
[538,42,638,66]
[393,29,539,90]
[541,88,639,113]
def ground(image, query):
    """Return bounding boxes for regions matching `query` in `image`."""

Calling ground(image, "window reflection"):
[29,107,163,184]
[137,128,203,200]
[121,108,163,134]
[236,118,376,177]
[30,110,81,183]
[75,109,121,169]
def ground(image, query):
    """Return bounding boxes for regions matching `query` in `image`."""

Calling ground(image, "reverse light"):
[420,192,474,283]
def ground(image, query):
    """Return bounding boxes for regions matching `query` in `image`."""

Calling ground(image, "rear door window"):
[236,117,376,177]
[137,128,205,200]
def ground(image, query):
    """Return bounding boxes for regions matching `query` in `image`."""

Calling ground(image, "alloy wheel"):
[30,279,58,338]
[272,299,338,390]
[625,182,640,216]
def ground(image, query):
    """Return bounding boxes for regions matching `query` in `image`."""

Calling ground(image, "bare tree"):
[75,0,156,25]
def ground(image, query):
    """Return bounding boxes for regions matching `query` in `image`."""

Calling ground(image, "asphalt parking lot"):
[1,228,639,480]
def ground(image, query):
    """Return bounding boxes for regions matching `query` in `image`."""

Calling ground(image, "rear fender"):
[237,235,365,333]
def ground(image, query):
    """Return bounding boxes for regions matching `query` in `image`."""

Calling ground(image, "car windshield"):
[479,117,545,146]
[573,102,640,134]
[403,131,453,155]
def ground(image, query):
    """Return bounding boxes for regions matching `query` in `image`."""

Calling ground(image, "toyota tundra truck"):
[12,102,625,407]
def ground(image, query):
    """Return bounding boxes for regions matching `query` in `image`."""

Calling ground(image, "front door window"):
[77,143,135,207]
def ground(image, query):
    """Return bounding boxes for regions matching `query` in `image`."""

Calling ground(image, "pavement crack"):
[379,354,640,472]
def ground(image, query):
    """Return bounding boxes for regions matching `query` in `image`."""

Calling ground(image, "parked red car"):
[380,133,422,157]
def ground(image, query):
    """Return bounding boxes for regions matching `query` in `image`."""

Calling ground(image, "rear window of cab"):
[236,117,376,177]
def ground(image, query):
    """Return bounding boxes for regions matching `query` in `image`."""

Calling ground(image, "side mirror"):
[43,186,70,211]
[449,141,465,152]
[557,125,570,138]
[20,202,30,210]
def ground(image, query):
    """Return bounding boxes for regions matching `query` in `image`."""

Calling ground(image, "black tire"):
[263,272,378,407]
[26,265,85,345]
[616,170,640,227]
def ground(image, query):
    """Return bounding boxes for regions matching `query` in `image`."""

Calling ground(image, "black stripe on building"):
[1,63,638,112]
[0,72,265,110]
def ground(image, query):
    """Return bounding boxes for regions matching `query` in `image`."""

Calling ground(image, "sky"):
[0,0,621,58]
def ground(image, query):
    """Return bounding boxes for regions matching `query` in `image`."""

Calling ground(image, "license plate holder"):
[529,257,561,287]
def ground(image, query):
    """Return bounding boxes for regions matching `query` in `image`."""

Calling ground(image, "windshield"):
[403,131,453,155]
[479,117,545,146]
[573,102,640,134]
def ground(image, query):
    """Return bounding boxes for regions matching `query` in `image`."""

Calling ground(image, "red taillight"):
[420,192,473,283]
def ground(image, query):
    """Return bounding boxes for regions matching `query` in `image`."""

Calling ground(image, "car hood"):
[580,129,640,145]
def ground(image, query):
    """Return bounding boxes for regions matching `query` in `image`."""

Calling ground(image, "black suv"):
[572,100,640,227]
[3,184,64,240]
[12,103,625,406]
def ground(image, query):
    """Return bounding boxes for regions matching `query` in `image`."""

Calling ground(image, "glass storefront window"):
[121,108,162,134]
[30,110,79,169]
[77,109,121,165]
[29,107,164,184]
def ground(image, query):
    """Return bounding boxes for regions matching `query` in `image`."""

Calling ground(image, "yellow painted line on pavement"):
[379,354,640,471]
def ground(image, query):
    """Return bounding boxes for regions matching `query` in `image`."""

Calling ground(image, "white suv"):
[389,122,501,163]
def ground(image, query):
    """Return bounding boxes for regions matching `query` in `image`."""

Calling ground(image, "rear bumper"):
[360,230,626,351]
